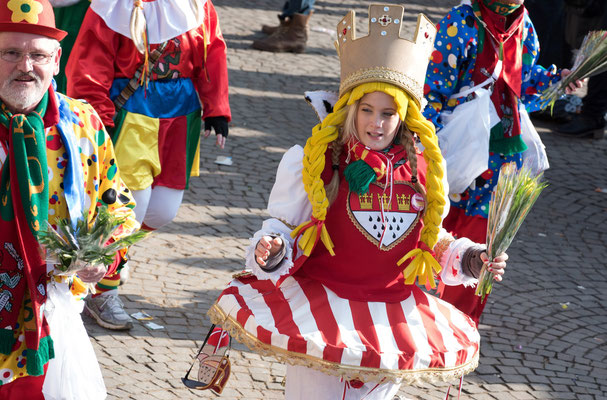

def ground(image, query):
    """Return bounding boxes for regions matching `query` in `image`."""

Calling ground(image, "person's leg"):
[254,0,313,52]
[281,0,314,18]
[262,0,314,35]
[581,72,607,119]
[85,288,133,330]
[555,2,607,138]
[84,187,154,330]
[285,365,401,400]
[555,69,607,139]
[140,186,184,230]
[131,186,153,224]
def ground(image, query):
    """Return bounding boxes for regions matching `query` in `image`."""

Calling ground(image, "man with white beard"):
[0,0,138,398]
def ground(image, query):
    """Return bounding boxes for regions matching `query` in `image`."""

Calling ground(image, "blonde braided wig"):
[291,82,446,287]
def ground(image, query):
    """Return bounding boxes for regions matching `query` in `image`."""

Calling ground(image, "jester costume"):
[67,0,231,194]
[423,0,561,324]
[0,87,138,393]
[52,0,91,94]
[66,0,231,298]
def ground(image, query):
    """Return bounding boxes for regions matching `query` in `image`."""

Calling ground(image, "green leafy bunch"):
[38,205,147,273]
[540,30,607,110]
[475,162,548,300]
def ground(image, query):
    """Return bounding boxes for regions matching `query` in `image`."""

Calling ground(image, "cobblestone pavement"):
[82,1,607,399]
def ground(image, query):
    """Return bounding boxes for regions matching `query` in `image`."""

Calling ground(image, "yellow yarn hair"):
[292,82,446,287]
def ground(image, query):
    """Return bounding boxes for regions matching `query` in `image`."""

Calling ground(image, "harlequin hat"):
[0,0,67,41]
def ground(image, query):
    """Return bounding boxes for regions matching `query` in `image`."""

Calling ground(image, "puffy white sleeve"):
[244,145,312,282]
[434,162,481,287]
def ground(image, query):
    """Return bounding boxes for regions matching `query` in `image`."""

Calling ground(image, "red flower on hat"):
[7,0,44,24]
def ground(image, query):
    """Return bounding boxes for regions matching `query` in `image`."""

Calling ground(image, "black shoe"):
[555,113,605,139]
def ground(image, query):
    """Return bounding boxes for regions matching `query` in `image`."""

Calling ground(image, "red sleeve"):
[66,9,120,127]
[194,0,231,122]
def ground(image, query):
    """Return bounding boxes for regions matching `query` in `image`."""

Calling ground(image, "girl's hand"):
[561,69,584,94]
[255,236,283,267]
[481,252,508,282]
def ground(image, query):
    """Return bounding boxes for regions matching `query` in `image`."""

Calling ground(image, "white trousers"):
[285,365,401,400]
[131,186,184,229]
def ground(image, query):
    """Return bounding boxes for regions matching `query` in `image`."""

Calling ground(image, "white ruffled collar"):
[90,0,208,44]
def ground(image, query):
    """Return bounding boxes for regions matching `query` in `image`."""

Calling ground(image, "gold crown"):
[335,4,437,106]
[378,193,392,211]
[358,193,374,210]
[396,194,411,211]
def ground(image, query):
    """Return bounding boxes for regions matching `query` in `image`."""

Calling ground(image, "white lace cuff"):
[245,219,295,284]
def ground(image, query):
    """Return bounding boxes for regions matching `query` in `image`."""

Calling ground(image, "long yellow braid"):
[397,98,446,288]
[290,95,349,256]
[292,82,446,288]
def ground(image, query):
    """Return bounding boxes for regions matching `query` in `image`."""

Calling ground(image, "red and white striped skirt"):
[208,273,480,385]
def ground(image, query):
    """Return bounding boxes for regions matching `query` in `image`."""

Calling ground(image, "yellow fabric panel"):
[113,112,160,190]
[191,142,200,177]
[47,96,139,234]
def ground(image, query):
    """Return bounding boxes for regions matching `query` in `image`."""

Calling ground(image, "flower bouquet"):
[540,30,607,110]
[38,206,147,283]
[475,162,548,301]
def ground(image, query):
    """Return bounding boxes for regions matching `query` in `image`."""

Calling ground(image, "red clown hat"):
[0,0,66,40]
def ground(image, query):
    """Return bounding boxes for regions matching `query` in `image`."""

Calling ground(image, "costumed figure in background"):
[199,5,507,399]
[50,0,90,93]
[424,0,582,325]
[0,0,138,398]
[66,0,231,330]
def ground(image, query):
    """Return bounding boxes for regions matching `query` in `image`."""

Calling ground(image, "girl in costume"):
[205,4,507,399]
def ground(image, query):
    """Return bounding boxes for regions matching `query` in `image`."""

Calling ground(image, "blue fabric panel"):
[109,78,200,119]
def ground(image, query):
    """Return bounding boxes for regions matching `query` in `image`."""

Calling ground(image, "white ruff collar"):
[90,0,208,44]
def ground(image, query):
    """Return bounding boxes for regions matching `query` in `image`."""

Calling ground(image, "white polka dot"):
[384,6,389,11]
[0,369,14,384]
[449,194,461,202]
[83,194,91,211]
[79,137,94,157]
[448,53,457,68]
